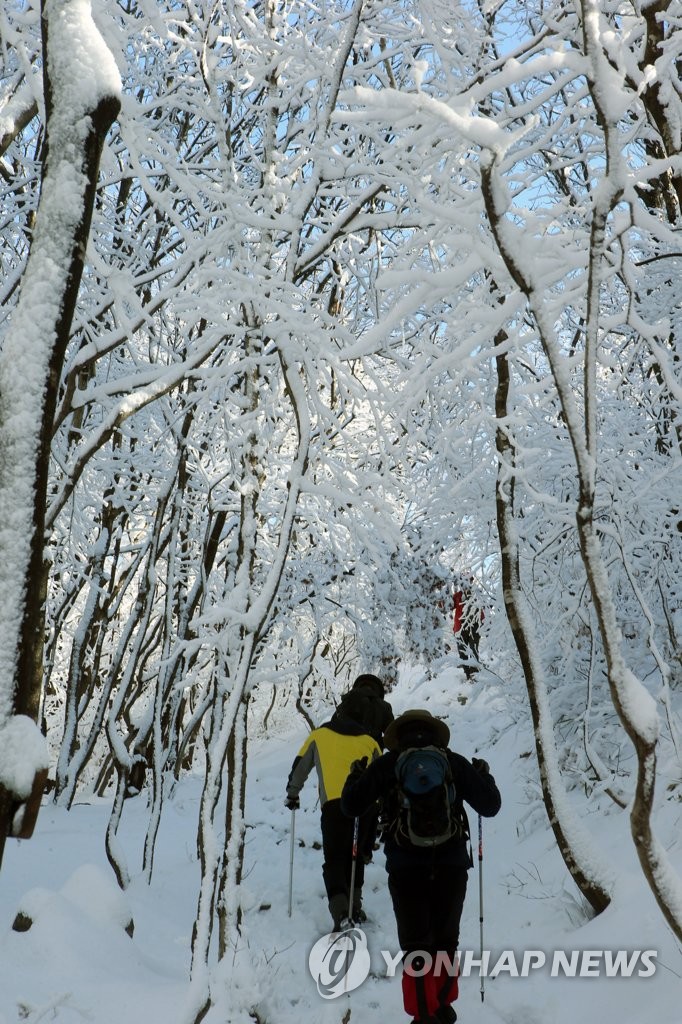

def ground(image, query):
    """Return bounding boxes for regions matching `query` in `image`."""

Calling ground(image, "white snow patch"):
[0,715,49,799]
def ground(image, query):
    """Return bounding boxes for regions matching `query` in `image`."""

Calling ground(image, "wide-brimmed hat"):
[384,709,450,751]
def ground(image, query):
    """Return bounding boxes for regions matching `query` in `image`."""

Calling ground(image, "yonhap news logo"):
[308,927,372,999]
[307,930,658,1000]
[309,925,372,995]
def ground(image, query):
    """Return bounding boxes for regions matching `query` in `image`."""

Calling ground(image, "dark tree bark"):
[493,331,612,915]
[0,2,120,867]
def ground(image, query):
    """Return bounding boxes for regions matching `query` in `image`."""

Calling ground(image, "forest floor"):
[0,661,680,1024]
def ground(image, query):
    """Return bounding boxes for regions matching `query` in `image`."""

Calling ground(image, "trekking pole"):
[478,815,485,1002]
[347,816,360,924]
[288,807,296,917]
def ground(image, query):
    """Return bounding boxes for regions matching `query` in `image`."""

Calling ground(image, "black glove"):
[348,756,368,777]
[285,795,300,810]
[471,757,490,775]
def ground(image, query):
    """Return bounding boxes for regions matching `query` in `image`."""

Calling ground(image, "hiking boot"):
[435,1007,457,1023]
[409,1012,455,1024]
[352,906,367,924]
[329,893,349,931]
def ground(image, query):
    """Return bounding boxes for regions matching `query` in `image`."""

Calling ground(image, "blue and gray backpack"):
[392,746,464,848]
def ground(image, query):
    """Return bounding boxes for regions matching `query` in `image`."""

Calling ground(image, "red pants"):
[402,953,459,1019]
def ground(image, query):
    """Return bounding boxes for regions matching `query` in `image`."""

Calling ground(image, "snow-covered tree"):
[2,2,681,1016]
[0,0,120,864]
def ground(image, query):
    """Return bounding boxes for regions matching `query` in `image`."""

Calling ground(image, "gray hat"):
[384,709,450,751]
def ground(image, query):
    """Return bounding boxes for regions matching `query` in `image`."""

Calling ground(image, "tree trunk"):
[218,695,249,957]
[0,0,120,866]
[494,335,613,914]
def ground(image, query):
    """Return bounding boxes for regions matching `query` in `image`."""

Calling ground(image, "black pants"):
[388,862,468,954]
[389,863,468,1019]
[320,799,373,905]
[457,623,480,664]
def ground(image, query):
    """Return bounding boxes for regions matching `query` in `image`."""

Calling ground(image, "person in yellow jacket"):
[286,702,382,930]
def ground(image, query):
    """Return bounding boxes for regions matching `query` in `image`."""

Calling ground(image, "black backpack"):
[336,690,388,745]
[390,746,465,848]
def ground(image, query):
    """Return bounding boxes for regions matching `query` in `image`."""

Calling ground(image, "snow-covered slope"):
[0,663,680,1024]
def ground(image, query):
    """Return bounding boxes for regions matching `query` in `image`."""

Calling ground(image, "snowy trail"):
[0,662,680,1024]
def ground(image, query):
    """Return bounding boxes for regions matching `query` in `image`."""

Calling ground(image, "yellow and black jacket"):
[287,718,381,806]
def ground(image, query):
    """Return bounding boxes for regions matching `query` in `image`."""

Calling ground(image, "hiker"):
[341,709,501,1024]
[452,576,484,676]
[335,673,395,863]
[336,673,394,749]
[285,701,381,930]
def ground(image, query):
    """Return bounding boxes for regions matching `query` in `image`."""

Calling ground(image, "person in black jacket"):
[336,673,394,748]
[286,708,381,930]
[335,674,394,865]
[341,708,501,1024]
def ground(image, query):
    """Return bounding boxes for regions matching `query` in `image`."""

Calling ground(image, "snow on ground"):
[0,662,680,1024]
